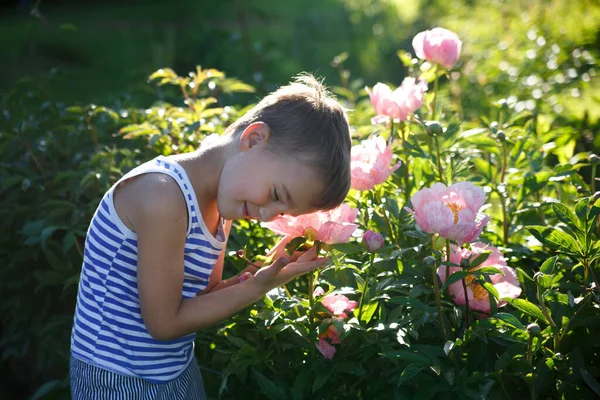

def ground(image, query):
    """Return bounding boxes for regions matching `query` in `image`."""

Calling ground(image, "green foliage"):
[2,1,600,399]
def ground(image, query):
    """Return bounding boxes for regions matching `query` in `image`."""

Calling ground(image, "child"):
[69,74,352,399]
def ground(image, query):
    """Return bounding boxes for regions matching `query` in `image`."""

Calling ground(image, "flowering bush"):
[2,6,600,400]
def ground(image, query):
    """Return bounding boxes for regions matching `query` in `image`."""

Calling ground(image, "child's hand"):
[266,235,308,263]
[252,246,330,291]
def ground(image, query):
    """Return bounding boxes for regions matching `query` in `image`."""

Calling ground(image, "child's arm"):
[133,177,328,341]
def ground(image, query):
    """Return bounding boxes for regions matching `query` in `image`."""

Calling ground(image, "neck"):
[174,135,235,209]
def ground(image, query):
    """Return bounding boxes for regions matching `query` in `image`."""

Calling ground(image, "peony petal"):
[412,31,427,60]
[418,201,455,234]
[315,338,336,359]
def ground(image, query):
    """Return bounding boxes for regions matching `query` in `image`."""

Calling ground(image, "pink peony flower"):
[412,27,462,69]
[366,78,427,125]
[351,136,401,191]
[407,182,489,246]
[263,204,358,244]
[362,230,384,252]
[437,242,522,314]
[321,294,358,318]
[315,320,342,359]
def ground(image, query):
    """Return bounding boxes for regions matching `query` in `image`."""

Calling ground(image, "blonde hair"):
[228,73,351,210]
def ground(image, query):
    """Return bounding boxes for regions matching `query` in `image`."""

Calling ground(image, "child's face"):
[217,139,323,222]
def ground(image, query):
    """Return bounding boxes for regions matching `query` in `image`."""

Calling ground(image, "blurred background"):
[1,0,599,398]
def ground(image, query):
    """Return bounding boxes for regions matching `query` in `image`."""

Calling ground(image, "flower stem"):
[445,239,451,289]
[592,164,597,194]
[536,284,558,350]
[461,277,471,329]
[500,140,508,184]
[357,253,375,321]
[434,134,444,183]
[283,284,302,319]
[432,262,448,341]
[431,65,439,120]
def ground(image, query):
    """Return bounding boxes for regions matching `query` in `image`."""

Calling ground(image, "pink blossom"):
[362,230,384,252]
[412,27,462,69]
[322,294,358,318]
[315,320,342,359]
[316,338,337,359]
[366,78,427,124]
[313,286,325,297]
[437,242,522,314]
[263,204,358,244]
[351,136,401,191]
[407,182,489,245]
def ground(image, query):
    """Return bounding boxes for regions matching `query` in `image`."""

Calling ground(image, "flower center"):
[465,274,489,301]
[445,202,464,224]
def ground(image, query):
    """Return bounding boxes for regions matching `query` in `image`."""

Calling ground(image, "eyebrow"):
[283,184,294,208]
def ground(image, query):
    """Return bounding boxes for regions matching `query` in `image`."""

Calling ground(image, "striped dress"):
[70,155,225,397]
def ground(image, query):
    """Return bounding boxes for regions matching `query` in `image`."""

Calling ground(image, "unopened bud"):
[425,120,443,136]
[533,271,544,282]
[592,191,600,202]
[460,258,470,269]
[590,154,600,165]
[236,249,246,258]
[423,256,436,267]
[489,121,498,134]
[497,99,509,109]
[527,323,541,335]
[363,230,384,253]
[497,130,506,141]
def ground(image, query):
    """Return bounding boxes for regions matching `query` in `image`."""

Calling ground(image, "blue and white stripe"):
[71,156,225,383]
[70,355,207,399]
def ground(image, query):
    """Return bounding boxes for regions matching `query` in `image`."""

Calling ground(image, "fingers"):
[253,256,290,286]
[295,245,318,263]
[285,256,330,276]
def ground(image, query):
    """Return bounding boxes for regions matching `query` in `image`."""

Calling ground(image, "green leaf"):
[331,242,364,254]
[469,251,491,269]
[580,367,600,397]
[526,226,582,256]
[494,312,525,330]
[292,368,311,400]
[575,198,589,222]
[312,367,333,392]
[504,298,548,324]
[481,280,500,300]
[540,256,558,274]
[440,267,503,292]
[397,50,414,68]
[252,369,288,400]
[397,364,425,386]
[359,301,378,324]
[551,203,581,231]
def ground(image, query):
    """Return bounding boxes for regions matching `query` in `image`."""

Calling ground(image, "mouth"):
[243,202,249,219]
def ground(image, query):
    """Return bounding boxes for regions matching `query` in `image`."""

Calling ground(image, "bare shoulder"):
[114,172,187,233]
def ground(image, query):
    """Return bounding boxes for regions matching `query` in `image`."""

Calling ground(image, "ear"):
[239,122,271,151]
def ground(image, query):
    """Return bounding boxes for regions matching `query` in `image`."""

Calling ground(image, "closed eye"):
[273,188,280,202]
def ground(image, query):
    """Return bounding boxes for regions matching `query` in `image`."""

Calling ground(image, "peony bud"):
[236,249,246,258]
[423,256,436,267]
[590,154,599,165]
[497,130,506,141]
[527,323,541,336]
[363,230,384,252]
[489,121,498,134]
[425,120,444,136]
